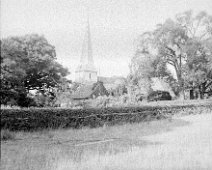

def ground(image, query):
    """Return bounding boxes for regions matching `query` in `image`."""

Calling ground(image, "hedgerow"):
[1,103,212,131]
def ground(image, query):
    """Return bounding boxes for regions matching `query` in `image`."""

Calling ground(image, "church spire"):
[75,12,97,84]
[80,13,94,66]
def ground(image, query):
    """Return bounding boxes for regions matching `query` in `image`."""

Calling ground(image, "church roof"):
[151,77,175,97]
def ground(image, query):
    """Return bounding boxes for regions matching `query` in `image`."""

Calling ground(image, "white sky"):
[1,0,212,80]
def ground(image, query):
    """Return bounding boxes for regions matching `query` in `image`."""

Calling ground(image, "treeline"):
[129,11,212,99]
[1,11,212,107]
[1,34,70,107]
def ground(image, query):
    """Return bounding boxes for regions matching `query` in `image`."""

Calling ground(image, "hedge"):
[1,104,212,131]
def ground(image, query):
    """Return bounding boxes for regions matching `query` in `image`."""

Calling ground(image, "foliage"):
[129,32,176,97]
[1,130,15,141]
[130,11,212,99]
[1,34,70,106]
[1,102,212,131]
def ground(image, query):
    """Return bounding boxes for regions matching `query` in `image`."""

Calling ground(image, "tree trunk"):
[190,89,194,100]
[174,64,185,100]
[178,78,185,100]
[179,90,185,100]
[199,85,205,99]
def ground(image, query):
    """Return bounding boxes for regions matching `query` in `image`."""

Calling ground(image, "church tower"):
[75,16,98,84]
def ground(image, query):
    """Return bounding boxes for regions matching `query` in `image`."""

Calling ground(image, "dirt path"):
[59,113,212,170]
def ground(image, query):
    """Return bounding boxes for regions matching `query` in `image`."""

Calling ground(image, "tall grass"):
[1,111,211,170]
[1,117,188,170]
[1,100,212,170]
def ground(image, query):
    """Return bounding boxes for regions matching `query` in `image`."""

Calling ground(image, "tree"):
[183,38,212,98]
[176,11,212,98]
[130,11,212,99]
[154,18,189,98]
[129,32,176,98]
[1,34,70,106]
[129,32,154,97]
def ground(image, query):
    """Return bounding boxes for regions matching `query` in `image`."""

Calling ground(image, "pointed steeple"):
[79,14,95,69]
[75,13,97,84]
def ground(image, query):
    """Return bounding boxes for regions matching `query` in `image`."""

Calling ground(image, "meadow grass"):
[1,99,212,170]
[1,117,188,170]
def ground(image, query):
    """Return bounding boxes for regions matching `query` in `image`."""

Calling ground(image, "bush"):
[1,129,15,141]
[0,90,37,107]
[1,102,212,131]
[92,95,132,108]
[94,96,111,108]
[17,93,37,107]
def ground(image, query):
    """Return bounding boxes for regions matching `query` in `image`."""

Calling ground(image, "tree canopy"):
[130,11,212,99]
[1,34,70,106]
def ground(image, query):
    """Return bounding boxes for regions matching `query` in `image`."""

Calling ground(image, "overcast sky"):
[1,0,212,80]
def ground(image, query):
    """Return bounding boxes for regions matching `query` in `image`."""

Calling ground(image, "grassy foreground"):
[1,100,212,170]
[1,117,189,170]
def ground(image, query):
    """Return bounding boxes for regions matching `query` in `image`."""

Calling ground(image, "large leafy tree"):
[129,32,176,97]
[129,33,154,97]
[176,11,212,98]
[1,34,69,105]
[184,38,212,98]
[154,18,188,98]
[130,11,212,99]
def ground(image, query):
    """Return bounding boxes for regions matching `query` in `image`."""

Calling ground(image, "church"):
[72,16,108,100]
[75,16,98,84]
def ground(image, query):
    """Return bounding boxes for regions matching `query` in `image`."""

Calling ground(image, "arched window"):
[89,73,91,79]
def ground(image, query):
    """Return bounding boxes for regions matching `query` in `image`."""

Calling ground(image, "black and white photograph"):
[1,0,212,169]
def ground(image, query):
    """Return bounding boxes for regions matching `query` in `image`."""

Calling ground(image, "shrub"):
[1,129,15,141]
[91,96,111,108]
[1,101,212,131]
[17,93,37,107]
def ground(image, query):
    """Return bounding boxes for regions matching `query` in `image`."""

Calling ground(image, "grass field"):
[1,117,189,170]
[1,99,212,170]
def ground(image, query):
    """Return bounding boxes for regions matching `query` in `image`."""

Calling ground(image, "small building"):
[151,77,175,97]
